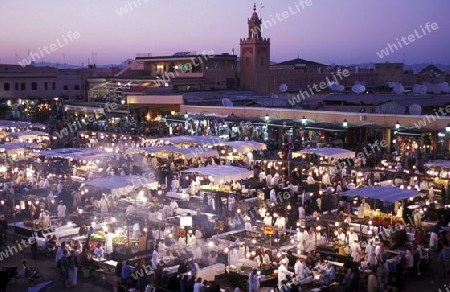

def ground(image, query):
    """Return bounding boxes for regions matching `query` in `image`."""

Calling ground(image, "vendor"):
[244,216,252,231]
[274,214,286,236]
[263,213,273,226]
[39,210,51,228]
[186,229,196,247]
[294,257,312,285]
[132,222,141,240]
[152,244,160,270]
[255,249,271,269]
[350,240,361,262]
[336,228,346,243]
[169,199,178,217]
[207,251,218,266]
[348,227,359,245]
[278,259,294,290]
[94,243,104,258]
[171,176,180,192]
[296,226,308,255]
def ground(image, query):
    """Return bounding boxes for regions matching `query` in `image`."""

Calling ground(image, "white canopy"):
[424,160,450,169]
[158,135,222,145]
[39,148,115,161]
[83,175,158,197]
[0,120,46,130]
[292,148,355,160]
[218,141,267,153]
[0,142,34,155]
[181,165,254,183]
[127,145,219,160]
[344,186,420,202]
[7,131,49,141]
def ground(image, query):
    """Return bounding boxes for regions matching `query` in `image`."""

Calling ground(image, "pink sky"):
[1,0,449,66]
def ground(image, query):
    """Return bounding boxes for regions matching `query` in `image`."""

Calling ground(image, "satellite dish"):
[352,84,366,94]
[272,94,279,99]
[393,84,405,94]
[328,82,341,91]
[338,85,345,92]
[409,104,422,115]
[221,98,234,107]
[279,83,288,93]
[412,84,421,94]
[418,85,427,95]
[386,82,396,88]
[441,82,450,93]
[423,82,433,93]
[433,84,442,94]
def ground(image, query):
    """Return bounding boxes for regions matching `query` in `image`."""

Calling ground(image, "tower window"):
[246,57,249,66]
[261,57,264,66]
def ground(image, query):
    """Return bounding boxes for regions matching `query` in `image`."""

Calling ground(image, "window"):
[261,57,264,66]
[74,85,80,90]
[20,83,26,90]
[245,57,249,66]
[3,83,10,91]
[31,82,37,90]
[44,82,48,90]
[63,85,68,90]
[52,82,56,90]
[15,83,19,90]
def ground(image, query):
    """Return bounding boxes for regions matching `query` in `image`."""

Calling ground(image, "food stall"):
[37,148,117,180]
[342,186,422,245]
[82,175,159,200]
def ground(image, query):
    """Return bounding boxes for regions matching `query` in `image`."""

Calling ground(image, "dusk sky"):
[1,0,449,66]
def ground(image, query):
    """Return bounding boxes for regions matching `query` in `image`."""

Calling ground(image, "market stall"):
[127,145,219,160]
[343,186,422,227]
[181,165,253,184]
[292,147,355,162]
[6,131,49,143]
[82,175,159,199]
[38,148,116,161]
[0,142,34,161]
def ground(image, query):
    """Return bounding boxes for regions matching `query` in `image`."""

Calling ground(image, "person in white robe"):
[171,177,180,192]
[99,194,110,213]
[186,230,196,247]
[278,259,294,290]
[296,227,308,254]
[263,213,273,226]
[104,231,114,260]
[350,240,361,262]
[365,242,376,266]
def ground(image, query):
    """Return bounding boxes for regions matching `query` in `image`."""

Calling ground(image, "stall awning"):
[292,148,355,160]
[8,131,49,141]
[344,186,420,202]
[0,142,34,155]
[64,105,105,115]
[39,148,115,161]
[82,175,158,197]
[218,141,267,153]
[181,165,254,183]
[126,145,219,160]
[424,160,450,169]
[0,120,46,130]
[158,135,222,145]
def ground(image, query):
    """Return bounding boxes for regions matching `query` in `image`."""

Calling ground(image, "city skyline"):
[1,0,449,66]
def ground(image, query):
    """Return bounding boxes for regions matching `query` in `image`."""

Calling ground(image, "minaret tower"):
[239,3,271,94]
